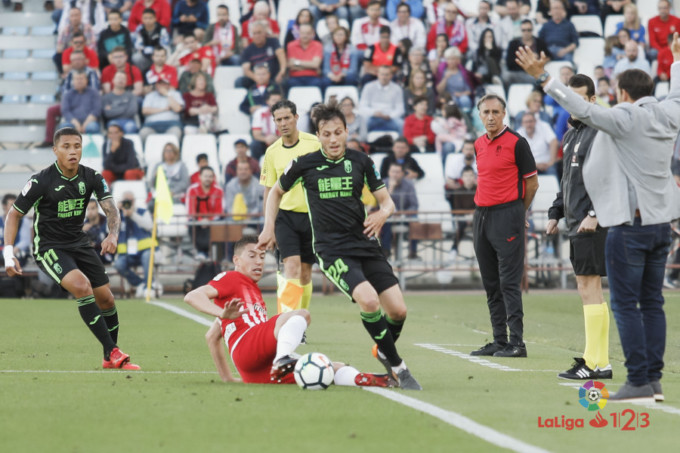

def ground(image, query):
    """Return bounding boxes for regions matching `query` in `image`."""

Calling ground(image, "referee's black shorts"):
[317,251,399,300]
[569,227,608,276]
[35,246,110,288]
[274,209,315,264]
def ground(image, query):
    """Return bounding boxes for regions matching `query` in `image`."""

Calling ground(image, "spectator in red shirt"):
[190,153,213,185]
[170,33,216,76]
[648,0,680,59]
[182,72,218,134]
[186,166,224,256]
[145,46,178,90]
[426,3,468,53]
[62,32,100,74]
[403,96,435,151]
[203,3,241,66]
[286,23,326,92]
[241,0,281,48]
[361,25,403,85]
[102,46,144,96]
[657,33,675,82]
[128,0,171,32]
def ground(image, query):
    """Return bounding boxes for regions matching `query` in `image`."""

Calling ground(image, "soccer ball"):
[293,352,335,390]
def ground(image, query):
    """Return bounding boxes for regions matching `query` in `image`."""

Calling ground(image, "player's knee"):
[388,305,407,321]
[70,279,93,298]
[295,309,311,325]
[283,257,302,279]
[96,290,115,309]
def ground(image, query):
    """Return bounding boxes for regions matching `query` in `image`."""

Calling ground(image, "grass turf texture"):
[1,291,679,452]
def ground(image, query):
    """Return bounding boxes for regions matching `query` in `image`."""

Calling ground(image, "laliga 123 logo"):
[579,380,609,411]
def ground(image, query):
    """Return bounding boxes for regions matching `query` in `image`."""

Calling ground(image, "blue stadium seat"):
[30,26,54,36]
[1,26,29,36]
[3,49,29,58]
[32,72,58,81]
[31,49,54,59]
[30,94,56,103]
[3,72,29,80]
[2,95,28,104]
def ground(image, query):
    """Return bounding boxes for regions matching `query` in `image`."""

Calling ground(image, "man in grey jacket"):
[516,33,680,403]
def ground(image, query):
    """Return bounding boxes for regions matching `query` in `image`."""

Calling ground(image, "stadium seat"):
[111,179,149,206]
[218,133,251,169]
[30,94,55,103]
[81,134,104,172]
[531,175,560,232]
[570,15,603,37]
[507,84,535,118]
[214,66,243,93]
[144,134,180,172]
[324,85,359,105]
[31,72,58,81]
[369,153,387,175]
[157,203,189,238]
[0,103,49,120]
[288,86,323,114]
[30,26,54,36]
[573,38,605,80]
[2,72,29,80]
[0,35,54,50]
[366,131,399,144]
[3,49,29,58]
[544,61,574,81]
[655,81,670,99]
[125,133,145,167]
[411,153,453,233]
[31,49,54,59]
[1,27,28,36]
[217,88,250,133]
[603,14,623,38]
[1,94,27,104]
[181,134,219,177]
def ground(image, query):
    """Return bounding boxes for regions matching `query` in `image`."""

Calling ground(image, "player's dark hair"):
[389,162,405,172]
[199,166,215,175]
[412,95,429,107]
[367,0,381,8]
[617,69,654,101]
[143,7,156,16]
[234,235,259,255]
[153,45,167,55]
[568,74,595,99]
[196,153,208,163]
[397,2,411,13]
[2,193,17,206]
[217,4,229,12]
[379,25,391,35]
[108,8,121,17]
[271,99,297,117]
[311,100,346,130]
[53,126,82,146]
[476,93,506,111]
[394,137,409,146]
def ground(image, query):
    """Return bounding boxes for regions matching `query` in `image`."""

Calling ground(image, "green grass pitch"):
[1,291,679,452]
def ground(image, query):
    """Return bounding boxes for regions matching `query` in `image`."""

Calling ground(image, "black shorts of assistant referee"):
[473,200,525,346]
[570,227,608,276]
[35,246,109,288]
[317,252,399,300]
[274,209,316,264]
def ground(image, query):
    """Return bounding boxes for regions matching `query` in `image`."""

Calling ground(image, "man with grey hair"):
[238,20,287,88]
[516,32,680,403]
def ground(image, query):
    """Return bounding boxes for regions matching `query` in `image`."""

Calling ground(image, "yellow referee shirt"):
[260,131,320,212]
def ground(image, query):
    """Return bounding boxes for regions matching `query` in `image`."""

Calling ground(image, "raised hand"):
[515,46,550,79]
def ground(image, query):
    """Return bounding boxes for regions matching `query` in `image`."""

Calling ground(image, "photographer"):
[114,192,160,298]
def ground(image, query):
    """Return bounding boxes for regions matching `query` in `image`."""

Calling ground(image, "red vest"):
[372,43,397,66]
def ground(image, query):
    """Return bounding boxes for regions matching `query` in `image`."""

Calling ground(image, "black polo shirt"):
[474,127,537,207]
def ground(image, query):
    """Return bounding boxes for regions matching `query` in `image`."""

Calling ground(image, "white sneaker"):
[134,283,146,298]
[448,249,458,262]
[152,281,164,297]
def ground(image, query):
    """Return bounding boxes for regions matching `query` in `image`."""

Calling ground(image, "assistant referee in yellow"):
[260,99,320,313]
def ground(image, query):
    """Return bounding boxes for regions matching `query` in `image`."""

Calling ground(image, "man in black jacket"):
[101,124,145,185]
[379,137,425,180]
[503,19,552,87]
[546,74,611,381]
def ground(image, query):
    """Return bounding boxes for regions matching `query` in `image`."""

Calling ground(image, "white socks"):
[274,315,307,362]
[333,365,360,386]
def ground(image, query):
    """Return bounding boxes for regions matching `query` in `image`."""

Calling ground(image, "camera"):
[122,200,133,209]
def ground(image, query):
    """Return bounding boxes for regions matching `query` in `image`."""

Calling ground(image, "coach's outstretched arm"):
[257,183,286,250]
[3,206,24,277]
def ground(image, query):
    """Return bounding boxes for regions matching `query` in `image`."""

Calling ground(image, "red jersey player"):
[184,235,396,387]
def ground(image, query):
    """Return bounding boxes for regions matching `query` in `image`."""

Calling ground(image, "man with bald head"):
[613,40,651,77]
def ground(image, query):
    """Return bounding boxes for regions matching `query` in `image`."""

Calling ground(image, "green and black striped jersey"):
[278,148,385,256]
[13,162,112,253]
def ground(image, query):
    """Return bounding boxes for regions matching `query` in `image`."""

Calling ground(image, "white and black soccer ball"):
[293,352,334,390]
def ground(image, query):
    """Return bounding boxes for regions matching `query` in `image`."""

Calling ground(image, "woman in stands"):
[404,69,435,116]
[428,33,448,74]
[471,28,502,86]
[339,96,367,143]
[284,8,318,49]
[615,3,646,44]
[323,26,359,86]
[182,72,218,134]
[513,90,552,129]
[149,142,190,203]
[435,46,474,112]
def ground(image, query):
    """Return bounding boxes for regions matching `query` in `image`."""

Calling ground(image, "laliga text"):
[537,409,651,431]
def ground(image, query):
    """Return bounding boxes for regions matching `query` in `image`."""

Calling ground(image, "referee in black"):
[470,94,539,358]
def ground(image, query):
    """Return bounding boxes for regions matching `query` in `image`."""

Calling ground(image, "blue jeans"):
[605,219,671,385]
[60,121,100,134]
[107,119,138,134]
[114,249,152,287]
[368,116,402,134]
[548,45,574,63]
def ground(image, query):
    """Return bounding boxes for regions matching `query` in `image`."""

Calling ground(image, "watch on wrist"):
[588,210,596,217]
[536,71,550,84]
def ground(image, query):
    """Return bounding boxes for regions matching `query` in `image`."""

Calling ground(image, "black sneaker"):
[470,342,506,356]
[650,380,664,402]
[371,344,392,375]
[493,343,527,358]
[396,368,422,390]
[270,355,298,382]
[558,357,596,380]
[594,364,613,379]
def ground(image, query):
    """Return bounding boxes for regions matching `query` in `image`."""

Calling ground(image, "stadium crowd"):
[4,0,680,287]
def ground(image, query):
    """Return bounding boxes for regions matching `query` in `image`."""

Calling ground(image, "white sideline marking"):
[147,300,213,327]
[0,370,216,375]
[149,300,551,452]
[364,388,551,453]
[415,343,522,371]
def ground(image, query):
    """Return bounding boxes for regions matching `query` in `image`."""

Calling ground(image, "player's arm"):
[205,319,241,383]
[363,187,394,238]
[3,207,25,276]
[257,183,286,250]
[99,198,120,256]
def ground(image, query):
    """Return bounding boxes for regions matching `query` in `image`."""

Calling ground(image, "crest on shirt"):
[344,160,352,173]
[78,181,86,195]
[495,145,502,156]
[21,178,37,196]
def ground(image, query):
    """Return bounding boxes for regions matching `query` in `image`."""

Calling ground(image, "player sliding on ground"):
[257,101,422,390]
[3,127,139,370]
[184,235,396,387]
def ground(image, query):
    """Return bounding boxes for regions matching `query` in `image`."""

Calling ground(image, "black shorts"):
[274,209,315,264]
[35,246,110,288]
[569,228,607,276]
[317,252,399,300]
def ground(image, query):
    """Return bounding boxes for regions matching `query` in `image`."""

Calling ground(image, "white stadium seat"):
[324,85,359,105]
[80,134,104,172]
[288,86,323,114]
[214,66,243,93]
[507,84,535,118]
[143,134,180,173]
[570,15,603,36]
[603,14,623,38]
[532,175,561,231]
[411,153,452,233]
[574,38,605,80]
[217,88,251,133]
[181,134,219,177]
[218,133,252,169]
[125,134,145,168]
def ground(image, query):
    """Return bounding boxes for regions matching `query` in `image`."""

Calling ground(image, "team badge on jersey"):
[344,160,352,173]
[78,181,86,195]
[101,177,109,193]
[21,179,36,196]
[54,263,63,274]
